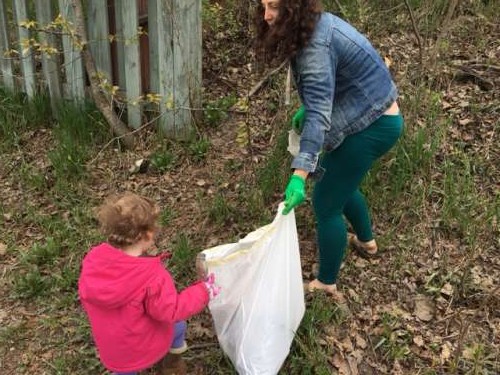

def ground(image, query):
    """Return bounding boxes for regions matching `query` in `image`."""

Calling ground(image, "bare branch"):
[247,59,288,98]
[403,0,424,65]
[454,65,495,91]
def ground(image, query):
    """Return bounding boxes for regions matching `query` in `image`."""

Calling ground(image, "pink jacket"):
[78,243,209,373]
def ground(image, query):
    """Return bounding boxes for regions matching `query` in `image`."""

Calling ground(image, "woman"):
[254,0,404,301]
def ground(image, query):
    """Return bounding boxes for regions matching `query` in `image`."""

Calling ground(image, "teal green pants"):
[313,113,404,284]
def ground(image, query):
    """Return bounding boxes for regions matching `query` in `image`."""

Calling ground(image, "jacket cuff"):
[291,152,319,173]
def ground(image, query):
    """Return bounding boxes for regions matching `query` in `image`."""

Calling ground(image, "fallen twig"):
[247,59,288,98]
[455,65,495,90]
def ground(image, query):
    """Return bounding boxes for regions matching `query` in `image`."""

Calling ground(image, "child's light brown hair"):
[96,192,160,248]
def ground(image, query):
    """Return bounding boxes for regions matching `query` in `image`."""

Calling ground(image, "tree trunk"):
[71,0,135,148]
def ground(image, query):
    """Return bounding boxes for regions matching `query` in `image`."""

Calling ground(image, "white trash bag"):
[287,129,300,157]
[198,203,305,375]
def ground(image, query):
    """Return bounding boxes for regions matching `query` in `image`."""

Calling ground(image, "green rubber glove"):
[291,105,305,133]
[282,175,306,215]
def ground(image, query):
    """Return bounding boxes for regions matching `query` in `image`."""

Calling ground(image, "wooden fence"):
[0,0,202,137]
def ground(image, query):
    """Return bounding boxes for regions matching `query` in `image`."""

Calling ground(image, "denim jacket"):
[290,12,398,176]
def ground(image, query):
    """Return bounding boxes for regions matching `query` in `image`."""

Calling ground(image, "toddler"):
[78,192,219,374]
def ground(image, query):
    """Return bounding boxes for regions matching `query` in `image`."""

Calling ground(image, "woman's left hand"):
[291,105,306,133]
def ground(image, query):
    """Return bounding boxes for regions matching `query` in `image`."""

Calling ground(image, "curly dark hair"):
[253,0,322,64]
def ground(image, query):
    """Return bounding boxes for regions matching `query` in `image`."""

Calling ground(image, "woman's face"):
[261,0,280,26]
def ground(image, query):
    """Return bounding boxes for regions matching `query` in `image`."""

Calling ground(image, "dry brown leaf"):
[413,335,425,347]
[351,349,364,363]
[341,337,354,352]
[442,100,452,109]
[440,342,453,364]
[391,360,404,375]
[440,283,453,297]
[318,338,329,347]
[414,295,435,322]
[471,266,494,289]
[355,334,367,349]
[0,242,6,256]
[347,355,359,375]
[458,118,473,125]
[391,304,412,320]
[332,353,351,375]
[353,258,369,268]
[188,321,215,339]
[0,308,7,323]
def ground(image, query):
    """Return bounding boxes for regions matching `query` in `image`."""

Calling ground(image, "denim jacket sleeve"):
[291,39,336,174]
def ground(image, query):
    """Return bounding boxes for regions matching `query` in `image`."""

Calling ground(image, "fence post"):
[86,0,112,83]
[184,0,202,123]
[148,0,160,97]
[149,0,202,139]
[13,0,36,97]
[119,0,141,128]
[58,0,85,102]
[0,0,15,90]
[112,0,126,93]
[35,0,62,111]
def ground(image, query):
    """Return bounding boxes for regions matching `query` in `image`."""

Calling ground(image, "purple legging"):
[114,320,187,375]
[171,320,187,348]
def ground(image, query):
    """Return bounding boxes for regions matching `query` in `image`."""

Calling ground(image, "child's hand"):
[204,273,221,300]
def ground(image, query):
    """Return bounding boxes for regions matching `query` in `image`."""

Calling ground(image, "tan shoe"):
[169,341,188,354]
[348,233,378,258]
[307,279,346,303]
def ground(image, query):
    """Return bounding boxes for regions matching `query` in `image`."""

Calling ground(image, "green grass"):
[185,136,211,163]
[168,233,202,283]
[49,102,108,181]
[283,294,348,374]
[203,94,238,128]
[256,127,289,205]
[374,312,412,362]
[159,206,176,226]
[207,192,237,226]
[0,88,52,151]
[150,146,177,172]
[9,200,97,302]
